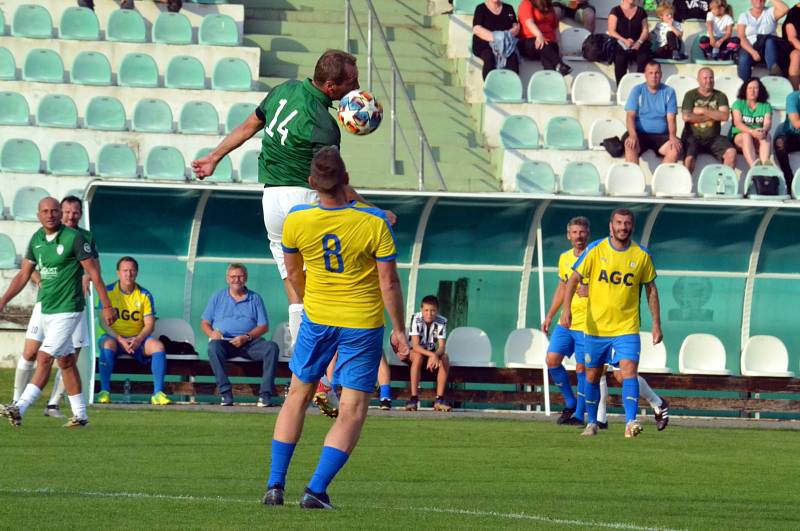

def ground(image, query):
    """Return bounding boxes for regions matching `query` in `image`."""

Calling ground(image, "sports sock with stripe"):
[622,377,640,423]
[548,365,576,409]
[13,358,35,402]
[150,351,167,394]
[574,371,586,420]
[99,348,116,391]
[597,375,608,423]
[379,384,392,401]
[308,446,349,495]
[585,380,600,425]
[637,375,662,411]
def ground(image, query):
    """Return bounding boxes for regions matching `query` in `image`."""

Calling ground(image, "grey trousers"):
[207,338,279,399]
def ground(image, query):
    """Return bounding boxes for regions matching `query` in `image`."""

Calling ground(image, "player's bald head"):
[38,196,59,212]
[310,146,347,194]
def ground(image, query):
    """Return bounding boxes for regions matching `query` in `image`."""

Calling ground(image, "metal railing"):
[344,0,447,191]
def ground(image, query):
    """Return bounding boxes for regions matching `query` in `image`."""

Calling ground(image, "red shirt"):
[518,1,558,42]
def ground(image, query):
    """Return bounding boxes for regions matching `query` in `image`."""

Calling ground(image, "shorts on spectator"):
[99,334,156,364]
[683,134,734,160]
[622,131,671,156]
[554,1,595,19]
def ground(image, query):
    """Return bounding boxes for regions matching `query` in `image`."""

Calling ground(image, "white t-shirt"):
[737,8,776,44]
[651,20,683,48]
[707,12,734,40]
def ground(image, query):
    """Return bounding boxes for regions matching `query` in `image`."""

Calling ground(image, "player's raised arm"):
[191,112,265,180]
[645,282,662,344]
[377,260,409,357]
[559,272,582,329]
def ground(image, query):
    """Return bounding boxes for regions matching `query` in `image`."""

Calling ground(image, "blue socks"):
[379,384,392,401]
[548,365,576,409]
[268,440,297,488]
[622,377,640,423]
[574,371,587,421]
[585,381,600,424]
[151,352,166,394]
[308,446,349,494]
[99,348,115,391]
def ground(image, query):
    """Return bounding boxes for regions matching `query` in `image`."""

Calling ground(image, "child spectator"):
[700,0,739,60]
[651,3,687,60]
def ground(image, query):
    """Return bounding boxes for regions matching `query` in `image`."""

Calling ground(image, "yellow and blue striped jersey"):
[282,200,397,328]
[573,237,656,337]
[100,281,155,338]
[557,249,588,332]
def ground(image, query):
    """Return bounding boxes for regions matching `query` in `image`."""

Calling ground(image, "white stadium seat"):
[616,73,644,106]
[271,321,292,362]
[651,163,695,197]
[639,331,672,373]
[448,327,496,367]
[560,27,590,60]
[503,328,548,368]
[604,162,647,196]
[571,72,612,105]
[153,318,197,360]
[679,333,731,375]
[665,74,698,107]
[741,335,795,377]
[588,118,626,150]
[714,74,742,104]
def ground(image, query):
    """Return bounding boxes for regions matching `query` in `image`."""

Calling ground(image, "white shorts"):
[41,312,82,358]
[262,186,318,279]
[26,302,89,350]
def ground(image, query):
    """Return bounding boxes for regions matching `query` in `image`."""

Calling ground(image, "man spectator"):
[773,90,800,196]
[78,0,182,11]
[623,61,682,164]
[202,264,279,407]
[681,67,736,173]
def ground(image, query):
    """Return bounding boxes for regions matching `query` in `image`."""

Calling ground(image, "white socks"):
[288,303,304,351]
[638,376,663,412]
[13,358,35,402]
[48,370,66,407]
[67,393,87,421]
[597,376,608,423]
[16,383,42,417]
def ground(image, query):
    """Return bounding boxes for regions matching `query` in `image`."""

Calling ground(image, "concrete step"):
[242,7,437,27]
[244,34,446,60]
[256,76,465,103]
[243,19,441,44]
[235,0,431,15]
[342,130,491,164]
[261,60,455,86]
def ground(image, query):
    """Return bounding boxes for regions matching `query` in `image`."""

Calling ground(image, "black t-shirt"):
[472,2,518,53]
[673,0,709,22]
[609,5,648,40]
[783,6,800,43]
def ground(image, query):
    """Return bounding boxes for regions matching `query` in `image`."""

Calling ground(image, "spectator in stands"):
[472,0,521,79]
[78,0,182,12]
[729,77,773,167]
[736,0,792,81]
[772,90,800,194]
[700,0,739,61]
[622,61,682,164]
[607,0,651,85]
[201,263,279,407]
[553,1,596,35]
[518,0,572,75]
[673,0,709,22]
[782,2,800,89]
[681,67,737,173]
[97,256,171,406]
[651,3,688,61]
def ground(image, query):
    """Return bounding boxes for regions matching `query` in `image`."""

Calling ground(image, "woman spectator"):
[607,0,651,85]
[729,77,773,168]
[518,0,572,75]
[782,2,800,89]
[472,1,521,79]
[736,0,791,81]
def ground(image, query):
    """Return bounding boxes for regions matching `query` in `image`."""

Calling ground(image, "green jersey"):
[730,99,772,138]
[256,78,341,187]
[25,226,93,314]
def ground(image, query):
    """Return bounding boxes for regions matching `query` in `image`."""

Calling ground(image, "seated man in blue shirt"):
[201,263,279,407]
[622,61,683,165]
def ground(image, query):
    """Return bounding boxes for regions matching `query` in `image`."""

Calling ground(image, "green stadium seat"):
[199,14,239,46]
[166,56,205,90]
[746,164,791,200]
[85,96,126,131]
[133,99,173,133]
[239,150,259,182]
[483,69,523,103]
[453,0,482,15]
[0,47,15,80]
[697,164,741,198]
[0,91,29,126]
[23,48,64,83]
[107,9,146,43]
[515,160,556,193]
[544,116,584,150]
[499,115,539,149]
[761,75,792,110]
[59,6,100,40]
[12,4,52,39]
[153,12,193,45]
[37,94,78,128]
[226,103,260,135]
[527,70,568,104]
[689,35,734,66]
[71,51,112,86]
[1,139,41,173]
[97,144,138,179]
[0,233,16,269]
[47,141,90,176]
[211,58,251,91]
[560,161,602,196]
[179,101,219,134]
[194,148,232,182]
[145,146,186,180]
[12,186,49,221]
[118,53,159,88]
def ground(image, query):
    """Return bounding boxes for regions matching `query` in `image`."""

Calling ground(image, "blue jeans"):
[207,338,279,399]
[738,35,780,81]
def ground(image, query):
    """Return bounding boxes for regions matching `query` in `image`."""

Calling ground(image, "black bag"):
[159,335,198,355]
[602,136,625,158]
[752,174,779,195]
[582,34,617,64]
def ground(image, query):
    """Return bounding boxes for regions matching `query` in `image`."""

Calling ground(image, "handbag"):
[602,136,625,158]
[752,174,779,195]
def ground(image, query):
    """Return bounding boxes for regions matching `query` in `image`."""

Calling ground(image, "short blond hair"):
[655,2,674,18]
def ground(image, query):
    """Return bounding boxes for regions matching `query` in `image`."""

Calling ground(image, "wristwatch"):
[245,333,252,341]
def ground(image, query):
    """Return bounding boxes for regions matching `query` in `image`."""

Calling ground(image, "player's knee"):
[57,354,76,369]
[545,352,564,368]
[146,338,165,354]
[102,337,116,350]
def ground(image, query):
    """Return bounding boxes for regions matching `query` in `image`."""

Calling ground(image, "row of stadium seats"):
[502,115,625,151]
[2,5,238,45]
[0,47,252,90]
[0,185,83,223]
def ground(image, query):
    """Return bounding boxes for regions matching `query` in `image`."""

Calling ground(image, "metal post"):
[391,69,397,175]
[418,137,424,191]
[367,8,373,93]
[344,0,351,53]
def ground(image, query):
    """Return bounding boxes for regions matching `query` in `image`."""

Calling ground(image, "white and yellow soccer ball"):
[337,90,383,135]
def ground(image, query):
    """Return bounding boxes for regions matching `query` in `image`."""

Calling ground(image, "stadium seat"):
[271,322,292,362]
[0,91,29,125]
[761,75,792,110]
[616,73,644,106]
[527,70,568,104]
[107,9,147,43]
[448,327,495,367]
[239,149,259,182]
[47,141,90,176]
[96,144,138,178]
[71,51,112,86]
[226,102,259,135]
[12,4,52,38]
[499,115,539,149]
[193,148,232,182]
[179,101,219,134]
[638,331,672,373]
[23,48,64,83]
[697,164,741,198]
[118,53,159,88]
[0,139,40,173]
[714,74,742,104]
[0,9,4,37]
[678,334,731,375]
[483,69,523,103]
[651,163,695,197]
[665,74,698,106]
[153,12,193,45]
[12,186,49,221]
[503,328,547,368]
[560,27,590,60]
[0,47,16,80]
[37,94,78,129]
[0,233,16,269]
[588,118,626,150]
[741,335,795,377]
[453,0,483,14]
[211,58,252,91]
[144,146,186,180]
[794,169,800,199]
[166,56,205,89]
[560,161,602,196]
[516,160,556,193]
[571,72,612,105]
[59,6,100,40]
[133,99,173,133]
[745,165,791,200]
[605,163,647,196]
[199,14,240,46]
[153,318,197,359]
[544,116,584,150]
[85,96,126,131]
[689,35,733,65]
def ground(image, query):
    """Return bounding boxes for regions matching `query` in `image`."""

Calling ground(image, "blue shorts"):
[290,314,384,393]
[99,334,155,364]
[583,334,641,368]
[546,325,584,359]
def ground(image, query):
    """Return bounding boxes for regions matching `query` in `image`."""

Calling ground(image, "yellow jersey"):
[557,248,588,332]
[573,237,656,337]
[282,200,397,328]
[101,281,156,338]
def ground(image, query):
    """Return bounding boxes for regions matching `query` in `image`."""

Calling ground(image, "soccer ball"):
[337,90,383,135]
